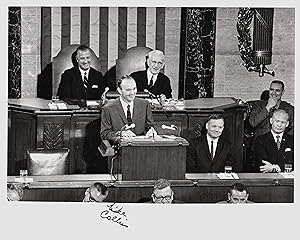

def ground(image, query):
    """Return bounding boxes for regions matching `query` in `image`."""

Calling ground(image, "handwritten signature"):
[100,203,128,228]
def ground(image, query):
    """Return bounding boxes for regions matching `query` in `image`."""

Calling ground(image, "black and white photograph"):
[2,0,299,239]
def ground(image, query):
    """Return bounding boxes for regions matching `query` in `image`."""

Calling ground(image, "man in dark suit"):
[253,109,294,173]
[100,75,157,141]
[57,45,106,100]
[249,80,294,139]
[186,114,233,173]
[130,50,172,99]
[217,183,252,204]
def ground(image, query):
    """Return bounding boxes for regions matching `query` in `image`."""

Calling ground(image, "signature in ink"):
[100,203,128,228]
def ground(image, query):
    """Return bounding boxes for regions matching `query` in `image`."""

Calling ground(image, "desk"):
[8,97,246,175]
[7,173,293,203]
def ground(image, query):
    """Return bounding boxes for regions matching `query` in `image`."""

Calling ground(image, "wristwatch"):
[272,165,278,173]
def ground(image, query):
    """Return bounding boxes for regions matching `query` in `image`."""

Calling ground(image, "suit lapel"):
[75,67,86,94]
[203,137,212,162]
[132,98,140,123]
[116,98,127,124]
[213,139,224,162]
[267,132,278,151]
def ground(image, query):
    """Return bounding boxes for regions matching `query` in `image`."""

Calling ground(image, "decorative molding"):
[237,8,254,70]
[237,8,275,77]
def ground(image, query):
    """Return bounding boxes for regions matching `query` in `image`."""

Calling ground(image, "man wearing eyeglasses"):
[131,50,172,99]
[83,182,108,202]
[151,179,174,204]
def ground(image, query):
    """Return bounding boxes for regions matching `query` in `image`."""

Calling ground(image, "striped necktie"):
[127,105,132,125]
[210,140,214,160]
[149,75,154,88]
[83,72,88,89]
[276,135,281,150]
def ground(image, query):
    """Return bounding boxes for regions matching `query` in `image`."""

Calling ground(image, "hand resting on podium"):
[145,127,158,137]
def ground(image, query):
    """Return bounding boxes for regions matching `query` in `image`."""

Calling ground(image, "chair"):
[27,148,70,175]
[52,44,102,97]
[115,46,152,81]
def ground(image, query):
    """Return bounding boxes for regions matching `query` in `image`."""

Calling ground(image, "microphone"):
[162,124,177,131]
[101,87,110,104]
[145,89,171,118]
[120,123,136,138]
[144,89,156,100]
[122,123,136,131]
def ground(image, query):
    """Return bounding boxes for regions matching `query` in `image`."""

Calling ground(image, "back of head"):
[83,182,108,202]
[153,178,171,191]
[7,184,24,201]
[230,183,247,194]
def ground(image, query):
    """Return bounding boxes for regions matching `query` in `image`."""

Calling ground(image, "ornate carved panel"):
[43,123,64,149]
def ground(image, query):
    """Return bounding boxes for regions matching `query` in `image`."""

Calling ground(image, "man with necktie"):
[100,75,157,141]
[57,45,106,100]
[249,80,294,139]
[186,114,233,173]
[253,109,294,173]
[130,50,172,99]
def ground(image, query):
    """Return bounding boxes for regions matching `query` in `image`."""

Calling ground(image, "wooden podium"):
[114,136,189,180]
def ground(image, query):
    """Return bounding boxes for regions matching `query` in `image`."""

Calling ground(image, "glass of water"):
[284,163,293,173]
[225,166,232,174]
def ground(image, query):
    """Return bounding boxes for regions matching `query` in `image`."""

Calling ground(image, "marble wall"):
[16,7,295,103]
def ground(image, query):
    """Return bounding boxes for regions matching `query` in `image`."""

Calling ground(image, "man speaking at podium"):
[100,75,157,141]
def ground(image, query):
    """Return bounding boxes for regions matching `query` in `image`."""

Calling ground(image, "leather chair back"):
[52,44,102,97]
[116,46,152,81]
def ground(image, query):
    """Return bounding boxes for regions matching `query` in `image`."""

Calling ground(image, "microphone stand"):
[145,89,171,118]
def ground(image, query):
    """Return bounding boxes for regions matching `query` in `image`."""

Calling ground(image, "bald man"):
[130,50,172,99]
[253,109,294,173]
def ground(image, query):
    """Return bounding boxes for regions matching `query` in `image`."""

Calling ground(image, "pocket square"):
[92,85,98,88]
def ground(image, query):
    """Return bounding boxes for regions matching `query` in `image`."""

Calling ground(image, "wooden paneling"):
[8,98,246,175]
[8,110,36,175]
[8,173,293,203]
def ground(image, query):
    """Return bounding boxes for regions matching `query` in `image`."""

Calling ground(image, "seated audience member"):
[83,182,108,202]
[100,75,157,141]
[57,45,106,100]
[249,80,294,139]
[130,50,172,99]
[186,114,233,173]
[7,184,24,201]
[151,179,174,204]
[253,109,293,173]
[218,183,250,204]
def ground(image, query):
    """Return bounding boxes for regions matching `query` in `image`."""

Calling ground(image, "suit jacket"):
[253,132,294,172]
[57,66,106,100]
[186,135,233,173]
[249,100,294,138]
[100,97,155,141]
[130,70,172,98]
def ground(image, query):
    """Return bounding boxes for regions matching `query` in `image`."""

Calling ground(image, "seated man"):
[100,75,157,141]
[249,80,294,139]
[57,45,106,100]
[130,50,172,99]
[253,109,294,173]
[7,183,24,201]
[83,182,108,202]
[186,114,233,173]
[218,183,250,204]
[151,179,174,204]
